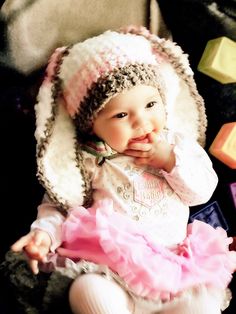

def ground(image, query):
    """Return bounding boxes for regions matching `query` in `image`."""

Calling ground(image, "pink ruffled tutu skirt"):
[57,199,236,300]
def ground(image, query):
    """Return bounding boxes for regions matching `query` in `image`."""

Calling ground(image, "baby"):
[12,27,236,314]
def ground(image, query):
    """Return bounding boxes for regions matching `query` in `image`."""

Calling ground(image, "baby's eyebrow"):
[147,92,160,100]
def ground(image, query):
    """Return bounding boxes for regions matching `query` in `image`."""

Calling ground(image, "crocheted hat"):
[35,26,207,211]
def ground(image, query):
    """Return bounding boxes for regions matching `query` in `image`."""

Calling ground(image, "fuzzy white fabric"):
[35,83,86,208]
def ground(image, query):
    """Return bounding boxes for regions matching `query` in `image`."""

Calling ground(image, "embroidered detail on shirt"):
[133,171,164,208]
[117,183,132,200]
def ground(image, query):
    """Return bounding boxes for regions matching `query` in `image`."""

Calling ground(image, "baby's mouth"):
[129,134,150,144]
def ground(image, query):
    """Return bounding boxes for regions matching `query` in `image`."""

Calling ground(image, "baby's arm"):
[125,131,218,206]
[125,132,175,172]
[30,194,66,251]
[11,194,66,274]
[160,133,218,205]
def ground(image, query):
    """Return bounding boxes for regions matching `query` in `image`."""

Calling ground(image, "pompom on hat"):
[35,26,207,211]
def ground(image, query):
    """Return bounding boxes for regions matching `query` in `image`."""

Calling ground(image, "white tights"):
[69,274,223,314]
[69,273,134,314]
[161,286,222,314]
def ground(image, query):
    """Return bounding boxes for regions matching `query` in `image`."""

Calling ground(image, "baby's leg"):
[161,286,223,314]
[69,273,134,314]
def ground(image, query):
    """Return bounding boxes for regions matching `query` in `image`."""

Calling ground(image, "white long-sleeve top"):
[31,131,218,250]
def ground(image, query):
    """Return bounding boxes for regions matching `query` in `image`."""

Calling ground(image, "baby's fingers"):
[11,234,33,252]
[127,142,151,151]
[125,150,150,158]
[24,243,48,262]
[28,259,39,275]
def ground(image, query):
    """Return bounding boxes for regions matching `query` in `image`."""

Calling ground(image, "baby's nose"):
[133,113,146,128]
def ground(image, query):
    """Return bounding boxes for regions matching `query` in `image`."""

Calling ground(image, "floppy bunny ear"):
[35,47,92,211]
[120,26,207,147]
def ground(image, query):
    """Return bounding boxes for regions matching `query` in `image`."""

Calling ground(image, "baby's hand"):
[124,132,175,172]
[11,229,51,274]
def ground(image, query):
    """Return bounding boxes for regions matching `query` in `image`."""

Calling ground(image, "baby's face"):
[93,85,166,153]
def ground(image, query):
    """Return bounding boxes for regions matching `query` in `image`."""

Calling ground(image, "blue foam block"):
[189,201,229,231]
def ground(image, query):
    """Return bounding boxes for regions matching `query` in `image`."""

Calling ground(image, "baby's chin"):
[108,144,125,154]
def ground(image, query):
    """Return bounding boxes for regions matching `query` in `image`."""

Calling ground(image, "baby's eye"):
[146,101,157,108]
[113,112,127,119]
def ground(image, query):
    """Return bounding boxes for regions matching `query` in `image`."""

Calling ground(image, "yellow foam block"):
[209,122,236,169]
[198,37,236,84]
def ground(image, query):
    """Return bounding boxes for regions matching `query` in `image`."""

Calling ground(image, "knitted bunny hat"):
[35,26,207,211]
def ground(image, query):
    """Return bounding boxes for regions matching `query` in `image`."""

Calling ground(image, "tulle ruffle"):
[57,199,236,300]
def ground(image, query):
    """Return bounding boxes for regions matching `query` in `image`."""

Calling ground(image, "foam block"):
[189,201,228,231]
[209,122,236,169]
[198,36,236,84]
[229,182,236,209]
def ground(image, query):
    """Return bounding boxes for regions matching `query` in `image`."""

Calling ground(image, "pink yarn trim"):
[58,199,236,300]
[61,32,158,116]
[44,47,67,84]
[63,53,135,116]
